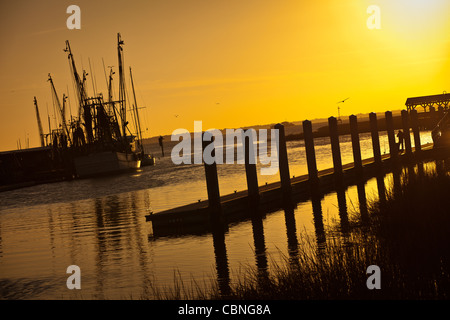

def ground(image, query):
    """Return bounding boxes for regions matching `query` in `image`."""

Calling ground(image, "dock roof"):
[405,93,450,111]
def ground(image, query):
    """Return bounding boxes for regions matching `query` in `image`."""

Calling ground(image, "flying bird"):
[337,97,350,104]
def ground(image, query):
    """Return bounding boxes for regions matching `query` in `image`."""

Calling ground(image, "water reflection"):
[356,180,369,224]
[0,222,3,259]
[57,192,156,299]
[251,215,269,282]
[130,191,153,299]
[0,130,439,299]
[283,206,299,263]
[336,186,350,236]
[445,158,450,173]
[376,173,386,209]
[211,222,230,297]
[93,198,106,299]
[435,158,450,177]
[311,193,326,250]
[406,163,416,184]
[417,161,425,179]
[46,209,56,260]
[392,166,402,199]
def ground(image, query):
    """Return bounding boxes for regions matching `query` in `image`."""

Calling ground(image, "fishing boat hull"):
[74,151,141,178]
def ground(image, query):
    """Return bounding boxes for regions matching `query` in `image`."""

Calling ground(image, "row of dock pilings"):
[201,109,429,222]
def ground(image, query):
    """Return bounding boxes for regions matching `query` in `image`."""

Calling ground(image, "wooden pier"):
[146,110,449,236]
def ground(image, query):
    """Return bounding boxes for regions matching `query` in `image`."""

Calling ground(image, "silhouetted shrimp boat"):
[37,33,155,178]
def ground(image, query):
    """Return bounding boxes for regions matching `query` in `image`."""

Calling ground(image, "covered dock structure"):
[406,93,450,111]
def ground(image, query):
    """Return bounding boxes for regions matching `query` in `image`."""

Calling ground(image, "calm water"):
[0,130,434,299]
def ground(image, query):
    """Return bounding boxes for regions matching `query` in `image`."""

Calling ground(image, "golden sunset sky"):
[0,0,449,151]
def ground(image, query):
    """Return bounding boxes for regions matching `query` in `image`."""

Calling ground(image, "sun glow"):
[387,0,450,36]
[0,1,449,151]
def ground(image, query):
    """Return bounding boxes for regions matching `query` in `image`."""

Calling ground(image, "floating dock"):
[146,143,444,237]
[146,107,450,236]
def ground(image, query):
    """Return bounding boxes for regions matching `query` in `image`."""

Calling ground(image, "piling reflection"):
[356,180,369,224]
[417,161,425,179]
[211,221,230,297]
[445,158,450,174]
[435,159,445,176]
[283,206,299,263]
[376,173,386,209]
[392,165,402,199]
[435,158,450,177]
[250,215,269,282]
[336,187,350,236]
[311,193,326,250]
[407,163,416,184]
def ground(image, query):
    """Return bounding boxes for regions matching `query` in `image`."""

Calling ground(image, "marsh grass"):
[145,167,450,300]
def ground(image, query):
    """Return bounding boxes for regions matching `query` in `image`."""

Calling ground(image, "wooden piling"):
[302,120,318,184]
[349,115,363,173]
[369,112,382,165]
[328,117,343,180]
[385,111,398,162]
[244,131,260,208]
[410,109,421,153]
[274,123,292,206]
[401,110,412,156]
[202,132,222,220]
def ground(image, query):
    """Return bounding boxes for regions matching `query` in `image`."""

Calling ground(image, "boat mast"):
[48,74,72,145]
[129,67,143,149]
[108,67,115,109]
[64,41,88,121]
[117,33,128,143]
[33,97,45,147]
[64,41,94,145]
